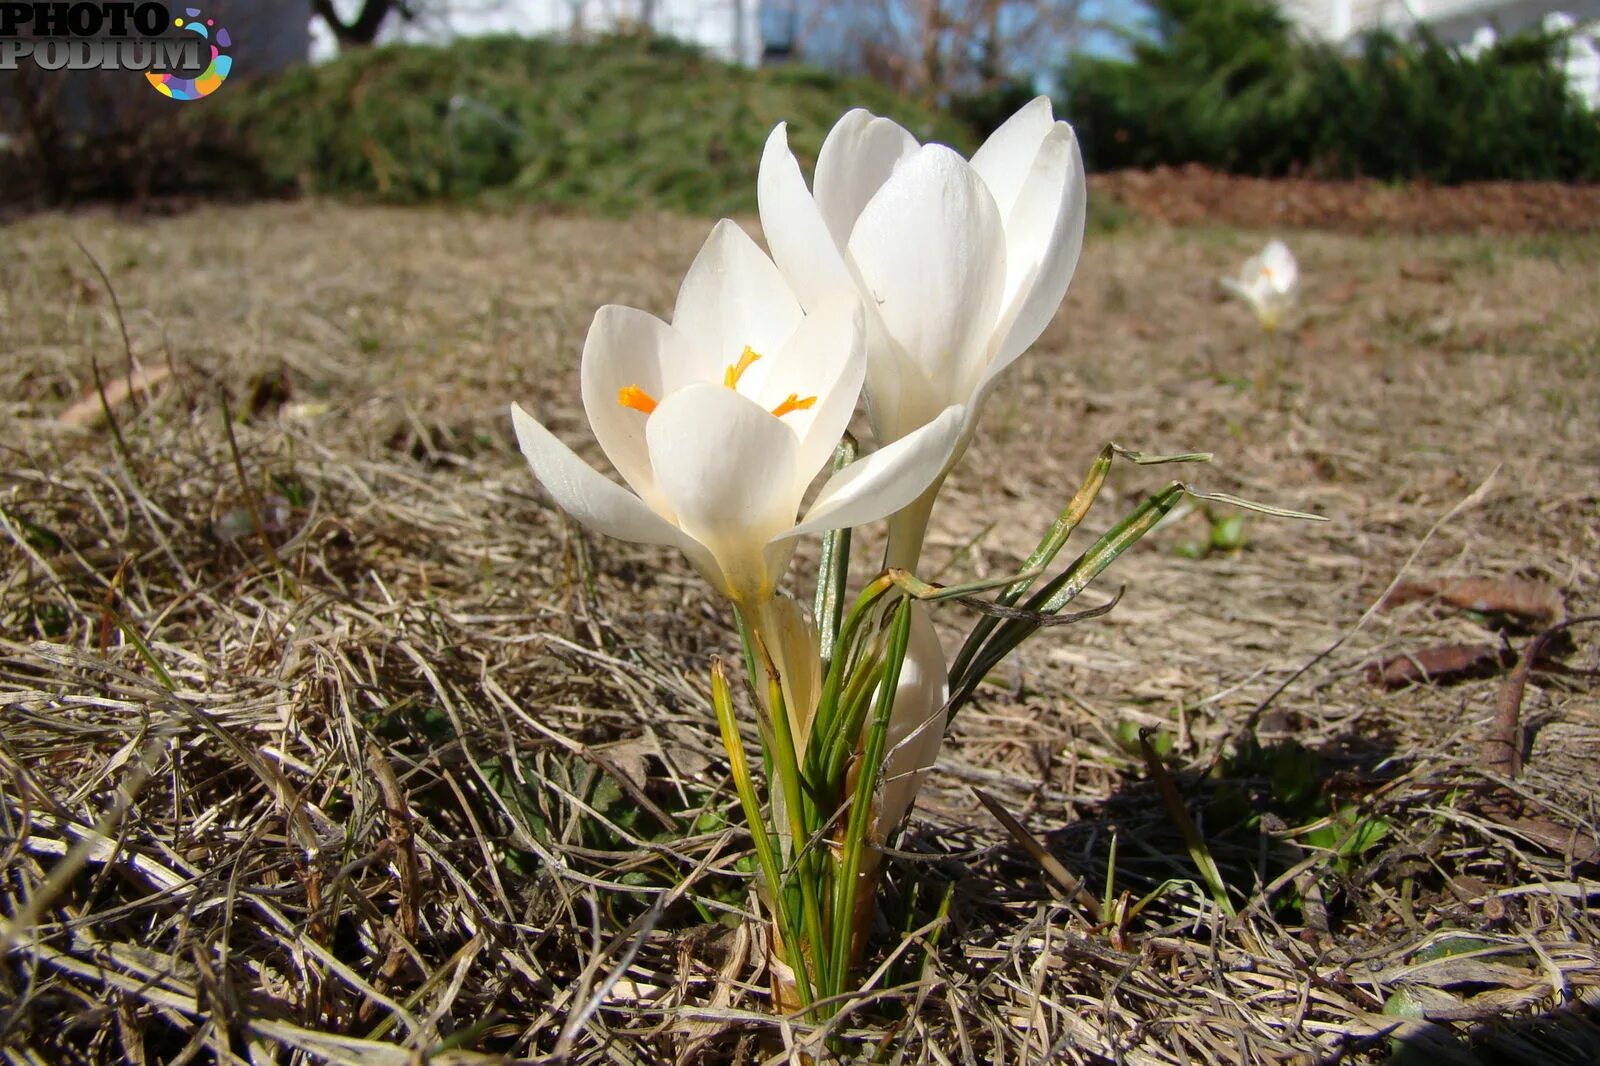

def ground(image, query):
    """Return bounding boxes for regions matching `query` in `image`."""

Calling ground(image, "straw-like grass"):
[2,203,1596,1063]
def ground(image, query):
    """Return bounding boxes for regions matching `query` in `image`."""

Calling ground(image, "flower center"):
[616,345,817,419]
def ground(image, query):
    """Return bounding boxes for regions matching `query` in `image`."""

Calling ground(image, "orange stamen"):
[723,346,762,389]
[617,384,658,414]
[770,393,817,418]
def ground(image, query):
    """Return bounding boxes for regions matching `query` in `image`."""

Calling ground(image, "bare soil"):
[2,202,1597,1064]
[1094,165,1600,234]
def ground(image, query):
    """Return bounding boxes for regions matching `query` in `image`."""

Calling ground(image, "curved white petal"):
[757,122,856,314]
[1261,239,1298,292]
[746,294,864,480]
[789,404,965,540]
[647,384,803,602]
[991,124,1087,373]
[848,145,1007,404]
[969,95,1057,220]
[764,594,822,754]
[579,305,711,516]
[814,109,918,249]
[874,601,948,839]
[672,219,804,370]
[511,403,696,553]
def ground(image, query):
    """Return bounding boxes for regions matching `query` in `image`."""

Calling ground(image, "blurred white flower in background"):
[1223,238,1299,333]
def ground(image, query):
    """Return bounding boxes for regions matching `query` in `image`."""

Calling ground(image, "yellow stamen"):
[617,384,658,414]
[723,346,762,388]
[770,393,816,418]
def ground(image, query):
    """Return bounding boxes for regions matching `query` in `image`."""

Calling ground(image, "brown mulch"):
[1093,164,1600,234]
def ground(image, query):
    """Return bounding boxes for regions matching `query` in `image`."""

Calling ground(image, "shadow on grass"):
[1346,996,1600,1066]
[887,710,1598,1062]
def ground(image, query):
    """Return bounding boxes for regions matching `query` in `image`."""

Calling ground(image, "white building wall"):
[1277,0,1600,106]
[1281,0,1600,42]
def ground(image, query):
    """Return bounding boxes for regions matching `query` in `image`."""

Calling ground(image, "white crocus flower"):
[1223,239,1299,333]
[510,217,964,623]
[758,96,1088,568]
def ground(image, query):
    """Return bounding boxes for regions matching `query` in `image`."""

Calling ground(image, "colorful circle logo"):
[146,7,232,101]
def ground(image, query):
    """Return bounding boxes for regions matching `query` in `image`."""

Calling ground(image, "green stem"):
[710,661,814,1011]
[821,650,887,794]
[808,573,897,766]
[765,672,831,995]
[744,598,831,997]
[883,476,945,575]
[828,596,913,996]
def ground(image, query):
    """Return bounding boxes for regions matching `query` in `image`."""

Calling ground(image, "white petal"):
[646,384,803,602]
[757,122,856,313]
[848,144,1008,401]
[989,124,1088,375]
[814,109,919,249]
[579,305,712,516]
[745,294,864,480]
[1261,239,1298,293]
[672,219,804,370]
[789,404,965,540]
[969,96,1057,220]
[511,403,694,552]
[764,594,822,754]
[874,601,948,839]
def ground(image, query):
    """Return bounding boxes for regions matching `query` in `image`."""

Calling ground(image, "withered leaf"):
[59,365,172,428]
[1366,643,1513,688]
[1381,577,1564,625]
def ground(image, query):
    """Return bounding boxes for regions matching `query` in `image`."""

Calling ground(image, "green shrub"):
[1061,0,1600,182]
[1062,0,1312,175]
[194,33,972,214]
[1298,29,1600,182]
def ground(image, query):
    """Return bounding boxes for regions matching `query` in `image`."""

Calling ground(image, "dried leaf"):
[59,365,171,428]
[1485,812,1600,865]
[1381,577,1564,625]
[1438,578,1564,624]
[1399,260,1454,283]
[1366,643,1512,687]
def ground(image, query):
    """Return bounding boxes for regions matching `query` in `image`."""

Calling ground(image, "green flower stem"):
[814,438,858,668]
[820,652,887,797]
[763,671,832,995]
[808,573,897,761]
[883,475,944,574]
[710,660,814,1012]
[827,596,913,997]
[741,597,834,997]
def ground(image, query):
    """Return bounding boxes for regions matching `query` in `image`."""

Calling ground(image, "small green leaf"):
[1209,513,1247,551]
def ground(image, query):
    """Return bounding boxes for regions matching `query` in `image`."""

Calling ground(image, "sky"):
[310,0,1154,69]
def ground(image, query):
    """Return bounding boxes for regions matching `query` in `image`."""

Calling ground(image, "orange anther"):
[770,393,817,418]
[617,384,658,414]
[723,346,762,389]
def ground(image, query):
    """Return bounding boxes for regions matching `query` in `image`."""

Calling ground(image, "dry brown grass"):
[2,202,1597,1064]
